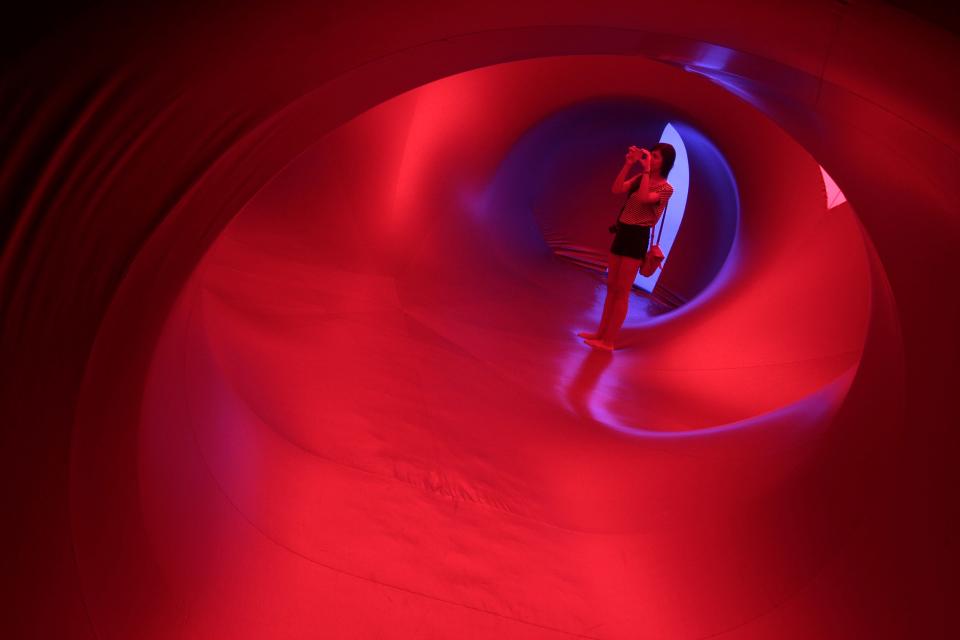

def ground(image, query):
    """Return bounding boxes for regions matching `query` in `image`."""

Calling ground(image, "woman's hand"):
[636,147,652,171]
[625,146,638,164]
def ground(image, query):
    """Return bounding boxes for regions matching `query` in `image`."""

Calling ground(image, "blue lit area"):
[470,101,732,311]
[634,123,690,292]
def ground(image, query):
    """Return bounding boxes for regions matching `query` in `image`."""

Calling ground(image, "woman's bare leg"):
[596,253,623,336]
[579,253,621,339]
[585,255,641,349]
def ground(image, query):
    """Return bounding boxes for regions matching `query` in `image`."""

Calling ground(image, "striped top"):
[618,181,674,226]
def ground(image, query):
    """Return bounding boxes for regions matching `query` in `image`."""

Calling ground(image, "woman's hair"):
[627,142,678,193]
[652,142,676,178]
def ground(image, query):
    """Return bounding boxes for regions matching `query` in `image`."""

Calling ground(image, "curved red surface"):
[1,2,956,638]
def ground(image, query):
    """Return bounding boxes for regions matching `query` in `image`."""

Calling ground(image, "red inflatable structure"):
[1,2,956,638]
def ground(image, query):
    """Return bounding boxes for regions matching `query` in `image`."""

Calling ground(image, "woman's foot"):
[583,338,614,351]
[576,330,600,339]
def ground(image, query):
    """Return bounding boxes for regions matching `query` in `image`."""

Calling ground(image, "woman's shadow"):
[565,290,672,423]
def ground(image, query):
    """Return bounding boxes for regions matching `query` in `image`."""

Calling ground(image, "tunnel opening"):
[190,55,872,440]
[493,97,738,309]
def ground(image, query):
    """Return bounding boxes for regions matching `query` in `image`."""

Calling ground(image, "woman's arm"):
[611,158,636,194]
[632,149,652,198]
[638,182,670,204]
[639,183,674,207]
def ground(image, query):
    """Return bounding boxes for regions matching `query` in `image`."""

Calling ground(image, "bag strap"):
[649,198,668,249]
[656,202,667,244]
[616,174,644,223]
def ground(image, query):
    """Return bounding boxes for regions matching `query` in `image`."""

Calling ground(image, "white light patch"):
[819,165,847,210]
[634,123,689,292]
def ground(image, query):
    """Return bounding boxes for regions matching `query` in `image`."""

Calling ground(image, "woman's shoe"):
[583,338,614,351]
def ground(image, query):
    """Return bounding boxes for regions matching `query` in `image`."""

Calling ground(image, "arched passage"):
[1,3,955,639]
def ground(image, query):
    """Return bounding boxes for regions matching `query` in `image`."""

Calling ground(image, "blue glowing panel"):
[634,123,689,292]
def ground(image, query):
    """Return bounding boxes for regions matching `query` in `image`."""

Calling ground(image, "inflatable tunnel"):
[1,1,956,638]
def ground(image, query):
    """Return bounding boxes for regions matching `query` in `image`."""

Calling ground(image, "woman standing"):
[579,143,676,351]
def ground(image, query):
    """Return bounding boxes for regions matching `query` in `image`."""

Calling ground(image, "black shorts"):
[610,222,650,260]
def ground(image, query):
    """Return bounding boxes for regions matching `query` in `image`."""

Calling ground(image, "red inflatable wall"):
[1,2,956,638]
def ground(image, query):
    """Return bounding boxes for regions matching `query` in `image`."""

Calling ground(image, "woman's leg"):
[586,255,641,349]
[597,253,623,337]
[579,253,621,339]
